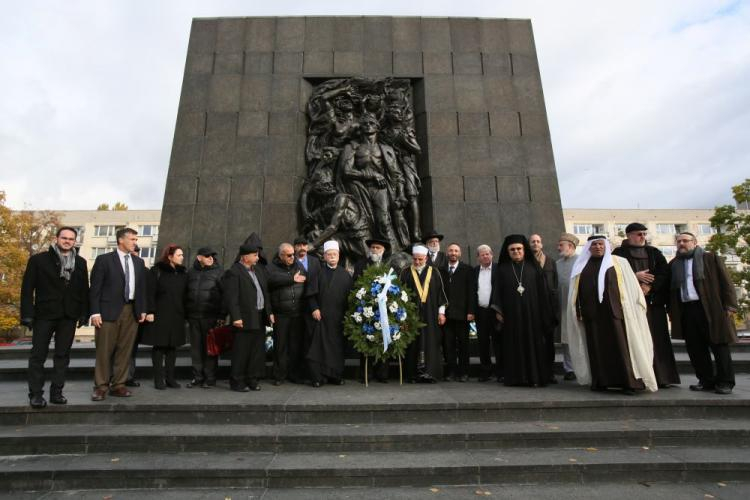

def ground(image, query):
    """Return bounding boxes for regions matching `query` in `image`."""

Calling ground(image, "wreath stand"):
[364,355,403,387]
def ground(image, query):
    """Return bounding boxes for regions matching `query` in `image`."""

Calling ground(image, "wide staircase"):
[0,341,748,496]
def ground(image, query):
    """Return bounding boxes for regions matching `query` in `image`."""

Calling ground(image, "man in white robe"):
[565,235,657,394]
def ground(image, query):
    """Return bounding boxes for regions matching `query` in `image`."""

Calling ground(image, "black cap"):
[587,234,607,241]
[196,246,217,257]
[293,236,308,246]
[238,243,259,255]
[625,222,648,233]
[422,230,444,243]
[365,238,391,251]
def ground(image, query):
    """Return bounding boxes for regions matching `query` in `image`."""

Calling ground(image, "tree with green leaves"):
[707,179,750,318]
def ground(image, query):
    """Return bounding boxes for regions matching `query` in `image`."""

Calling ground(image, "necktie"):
[450,265,455,275]
[123,254,131,301]
[430,252,435,262]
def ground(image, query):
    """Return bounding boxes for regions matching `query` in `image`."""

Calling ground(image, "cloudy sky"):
[1,0,748,211]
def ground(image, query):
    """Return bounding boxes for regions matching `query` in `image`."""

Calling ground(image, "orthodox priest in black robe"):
[612,223,680,387]
[399,244,448,383]
[490,235,555,387]
[305,240,353,387]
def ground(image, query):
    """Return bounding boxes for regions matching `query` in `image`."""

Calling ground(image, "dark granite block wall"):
[160,16,564,264]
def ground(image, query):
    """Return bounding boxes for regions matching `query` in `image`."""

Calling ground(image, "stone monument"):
[159,16,564,264]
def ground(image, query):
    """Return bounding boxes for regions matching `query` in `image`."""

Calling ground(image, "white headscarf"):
[569,236,613,303]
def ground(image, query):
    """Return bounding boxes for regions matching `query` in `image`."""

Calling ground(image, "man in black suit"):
[423,230,448,269]
[224,243,275,392]
[440,243,475,382]
[21,227,89,408]
[89,227,147,401]
[472,244,502,382]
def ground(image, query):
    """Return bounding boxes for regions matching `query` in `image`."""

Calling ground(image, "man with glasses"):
[668,232,737,395]
[21,227,89,408]
[267,242,308,385]
[613,223,680,387]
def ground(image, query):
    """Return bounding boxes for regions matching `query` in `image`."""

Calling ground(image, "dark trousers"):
[231,329,265,387]
[273,314,306,382]
[28,318,77,396]
[681,301,735,387]
[476,307,502,378]
[443,318,470,377]
[152,346,178,384]
[187,317,218,382]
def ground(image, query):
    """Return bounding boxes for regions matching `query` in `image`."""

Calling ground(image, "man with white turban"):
[565,235,657,394]
[305,240,353,387]
[399,244,448,383]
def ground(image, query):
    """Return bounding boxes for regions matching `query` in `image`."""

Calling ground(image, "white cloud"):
[0,0,747,210]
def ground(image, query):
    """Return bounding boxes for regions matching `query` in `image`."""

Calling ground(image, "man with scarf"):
[613,223,680,387]
[529,234,560,383]
[400,244,448,383]
[565,235,657,395]
[490,235,554,387]
[21,227,89,408]
[668,232,737,395]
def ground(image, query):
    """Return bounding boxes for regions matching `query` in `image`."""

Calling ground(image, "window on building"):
[94,225,116,237]
[573,224,593,235]
[656,224,677,234]
[139,225,159,237]
[696,223,717,235]
[614,223,629,236]
[69,226,85,244]
[659,246,677,259]
[140,247,157,259]
[91,247,109,259]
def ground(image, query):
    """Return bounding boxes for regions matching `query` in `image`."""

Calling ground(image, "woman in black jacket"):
[142,244,188,389]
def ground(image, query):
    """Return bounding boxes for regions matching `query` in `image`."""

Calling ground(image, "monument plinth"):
[160,16,564,263]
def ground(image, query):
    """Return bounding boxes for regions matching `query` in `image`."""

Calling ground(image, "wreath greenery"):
[343,264,424,364]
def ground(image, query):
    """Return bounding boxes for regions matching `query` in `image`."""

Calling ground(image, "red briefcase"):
[206,325,234,356]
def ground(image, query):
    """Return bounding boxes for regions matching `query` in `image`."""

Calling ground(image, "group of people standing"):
[20,222,739,408]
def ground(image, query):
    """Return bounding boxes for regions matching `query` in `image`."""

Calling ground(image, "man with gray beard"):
[556,233,579,380]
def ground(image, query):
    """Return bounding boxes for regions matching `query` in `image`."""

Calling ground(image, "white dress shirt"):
[681,258,700,302]
[477,265,493,308]
[116,248,136,301]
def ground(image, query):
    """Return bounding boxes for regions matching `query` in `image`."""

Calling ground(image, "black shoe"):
[273,379,284,386]
[333,378,345,386]
[563,372,577,381]
[548,376,558,384]
[621,388,636,396]
[248,380,261,391]
[715,384,733,395]
[202,380,216,388]
[29,394,47,409]
[458,375,468,383]
[442,375,454,382]
[689,382,715,392]
[50,393,67,405]
[231,385,250,392]
[312,381,321,388]
[376,377,389,384]
[186,378,204,388]
[125,379,141,388]
[477,376,490,382]
[165,380,181,389]
[496,377,504,384]
[155,380,167,390]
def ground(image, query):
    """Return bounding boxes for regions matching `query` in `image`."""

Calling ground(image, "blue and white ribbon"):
[376,268,397,353]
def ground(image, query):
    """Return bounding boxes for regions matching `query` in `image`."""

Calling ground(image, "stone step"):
[0,447,748,491]
[3,481,748,500]
[1,352,749,382]
[2,377,749,425]
[0,419,746,455]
